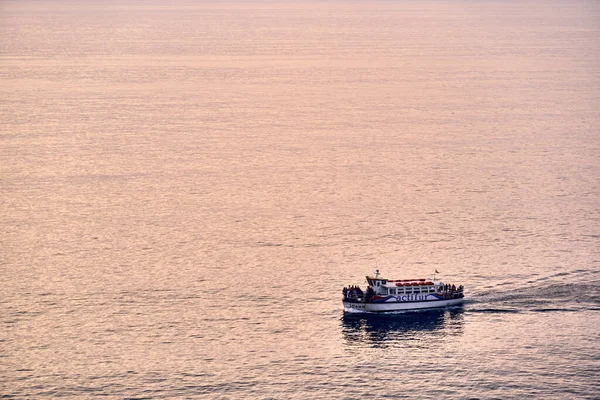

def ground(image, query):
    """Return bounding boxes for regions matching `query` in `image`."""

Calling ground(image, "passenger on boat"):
[365,286,374,302]
[348,288,356,299]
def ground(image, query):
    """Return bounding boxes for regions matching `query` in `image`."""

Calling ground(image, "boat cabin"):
[367,272,444,296]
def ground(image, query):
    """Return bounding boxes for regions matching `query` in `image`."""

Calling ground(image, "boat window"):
[390,288,396,295]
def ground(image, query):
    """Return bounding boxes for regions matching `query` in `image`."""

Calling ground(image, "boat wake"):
[466,273,600,314]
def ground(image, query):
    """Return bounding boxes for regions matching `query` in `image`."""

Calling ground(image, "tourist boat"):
[342,270,464,313]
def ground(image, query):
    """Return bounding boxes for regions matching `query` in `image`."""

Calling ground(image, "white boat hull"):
[343,297,463,313]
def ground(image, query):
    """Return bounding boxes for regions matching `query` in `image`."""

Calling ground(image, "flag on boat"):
[435,269,440,273]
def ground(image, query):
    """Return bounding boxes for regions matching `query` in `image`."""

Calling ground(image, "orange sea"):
[2,1,599,398]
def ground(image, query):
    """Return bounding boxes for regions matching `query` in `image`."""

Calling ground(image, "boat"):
[342,270,464,313]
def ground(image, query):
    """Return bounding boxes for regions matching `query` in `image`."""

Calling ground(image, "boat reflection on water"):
[341,307,464,348]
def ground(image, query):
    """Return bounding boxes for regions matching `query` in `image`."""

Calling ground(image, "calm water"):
[1,0,599,398]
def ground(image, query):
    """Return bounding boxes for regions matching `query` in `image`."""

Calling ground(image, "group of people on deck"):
[441,283,464,298]
[343,285,363,299]
[343,285,375,301]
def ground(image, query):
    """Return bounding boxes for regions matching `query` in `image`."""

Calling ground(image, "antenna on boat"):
[375,269,380,278]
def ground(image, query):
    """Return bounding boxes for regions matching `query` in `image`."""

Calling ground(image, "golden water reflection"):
[341,308,464,348]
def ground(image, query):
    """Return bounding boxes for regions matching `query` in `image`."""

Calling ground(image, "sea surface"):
[1,0,599,398]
